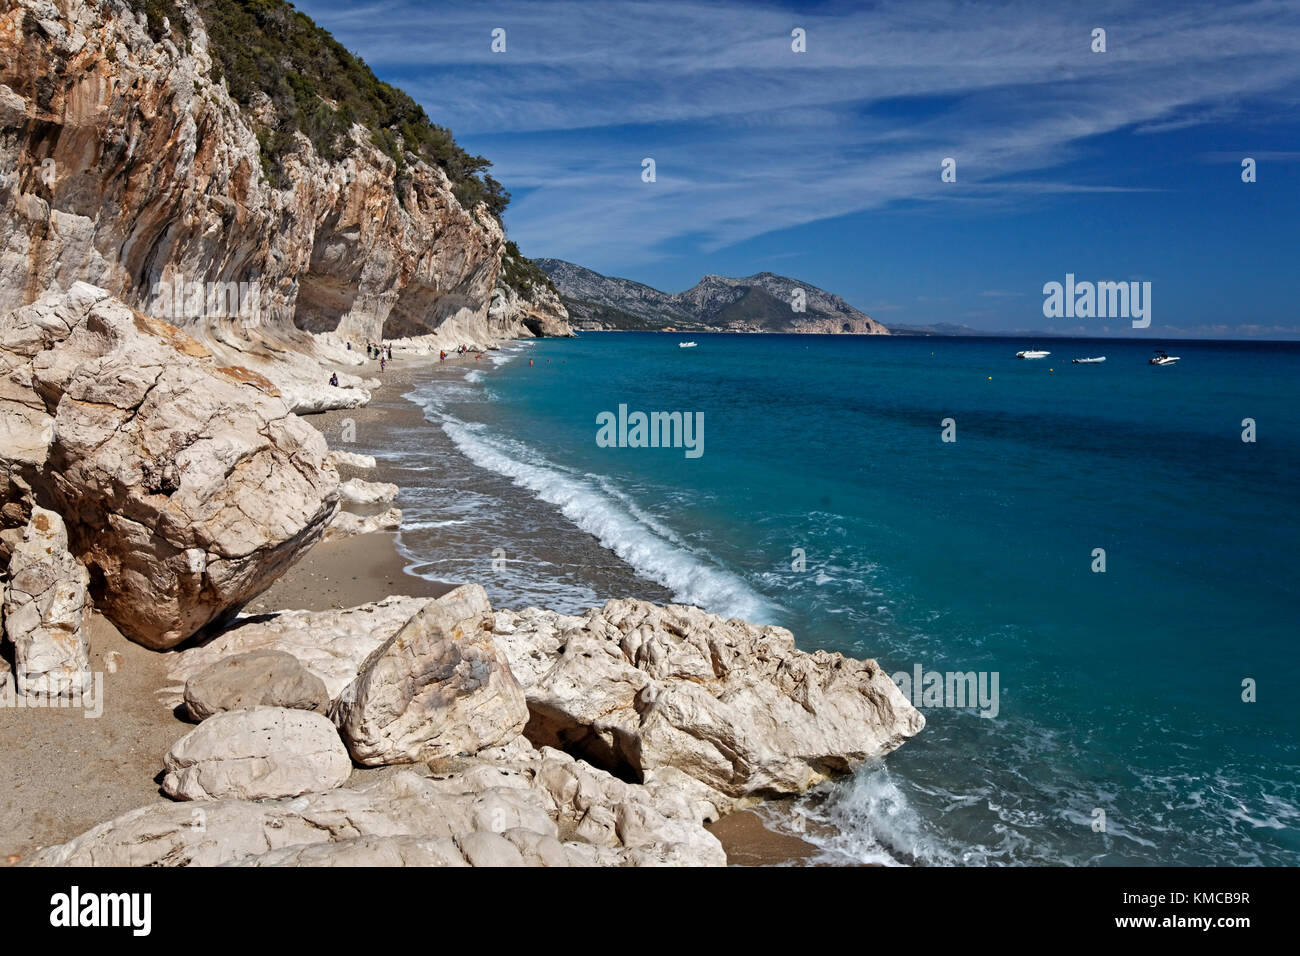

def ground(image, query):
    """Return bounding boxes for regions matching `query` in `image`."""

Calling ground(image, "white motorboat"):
[1072,356,1106,364]
[1149,349,1180,366]
[678,341,697,348]
[1016,349,1050,359]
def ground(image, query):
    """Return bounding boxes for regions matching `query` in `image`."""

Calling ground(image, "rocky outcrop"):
[162,707,352,801]
[183,649,329,721]
[321,507,402,542]
[25,584,922,866]
[0,578,9,694]
[0,0,568,414]
[490,277,575,339]
[327,450,377,471]
[169,588,921,809]
[0,284,339,649]
[492,599,924,803]
[338,478,399,506]
[29,738,724,867]
[536,259,887,334]
[1,506,91,696]
[331,585,528,766]
[163,594,443,704]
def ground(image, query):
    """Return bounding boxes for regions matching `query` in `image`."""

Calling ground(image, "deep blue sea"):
[391,332,1299,866]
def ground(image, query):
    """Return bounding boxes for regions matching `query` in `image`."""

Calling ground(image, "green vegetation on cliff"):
[130,0,508,216]
[500,242,558,297]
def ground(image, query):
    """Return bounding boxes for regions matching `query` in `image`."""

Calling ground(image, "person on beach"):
[440,350,446,361]
[329,372,338,387]
[380,357,386,372]
[387,345,392,360]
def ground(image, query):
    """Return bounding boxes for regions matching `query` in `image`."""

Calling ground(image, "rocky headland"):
[535,258,891,334]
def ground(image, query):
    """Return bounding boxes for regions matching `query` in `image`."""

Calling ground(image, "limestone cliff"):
[0,0,569,412]
[490,241,575,339]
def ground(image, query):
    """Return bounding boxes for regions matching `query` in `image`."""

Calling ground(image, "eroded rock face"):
[0,577,9,694]
[0,0,569,412]
[321,507,402,542]
[164,594,442,704]
[338,478,398,506]
[29,738,724,867]
[492,598,925,801]
[183,649,329,721]
[490,277,575,339]
[327,450,377,471]
[0,284,339,649]
[2,506,90,696]
[221,835,477,868]
[162,707,352,801]
[331,585,529,766]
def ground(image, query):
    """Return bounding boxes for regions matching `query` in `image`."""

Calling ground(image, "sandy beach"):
[0,348,821,866]
[302,352,825,865]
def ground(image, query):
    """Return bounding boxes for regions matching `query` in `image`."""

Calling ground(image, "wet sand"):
[707,808,821,866]
[0,348,820,866]
[304,353,822,866]
[0,359,439,864]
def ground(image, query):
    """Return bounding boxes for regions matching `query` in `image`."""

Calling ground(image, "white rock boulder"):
[493,598,925,801]
[322,507,402,541]
[2,506,91,696]
[338,478,399,506]
[183,649,330,721]
[161,707,352,801]
[331,585,529,766]
[28,741,723,867]
[0,285,339,649]
[164,593,444,705]
[327,450,377,470]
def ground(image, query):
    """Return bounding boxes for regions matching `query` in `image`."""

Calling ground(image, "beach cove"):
[1,294,923,866]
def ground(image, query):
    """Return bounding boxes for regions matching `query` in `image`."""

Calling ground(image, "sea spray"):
[438,414,768,621]
[392,333,1300,866]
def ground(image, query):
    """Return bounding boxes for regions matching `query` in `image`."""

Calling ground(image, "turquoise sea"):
[385,332,1299,866]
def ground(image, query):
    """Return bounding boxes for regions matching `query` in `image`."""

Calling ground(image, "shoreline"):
[300,349,824,866]
[0,346,823,866]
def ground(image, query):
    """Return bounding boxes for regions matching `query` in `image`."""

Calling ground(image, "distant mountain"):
[887,322,987,336]
[534,260,889,334]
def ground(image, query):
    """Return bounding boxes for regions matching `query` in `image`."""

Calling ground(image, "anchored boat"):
[1016,349,1050,359]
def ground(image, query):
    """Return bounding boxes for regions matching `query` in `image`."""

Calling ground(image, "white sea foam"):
[399,518,468,531]
[415,398,774,623]
[791,762,962,867]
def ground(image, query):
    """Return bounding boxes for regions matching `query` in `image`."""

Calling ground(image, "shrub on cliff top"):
[501,241,559,297]
[128,0,509,217]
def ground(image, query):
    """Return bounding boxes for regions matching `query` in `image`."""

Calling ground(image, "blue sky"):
[292,0,1300,336]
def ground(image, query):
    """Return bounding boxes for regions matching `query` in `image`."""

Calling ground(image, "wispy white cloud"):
[298,0,1300,266]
